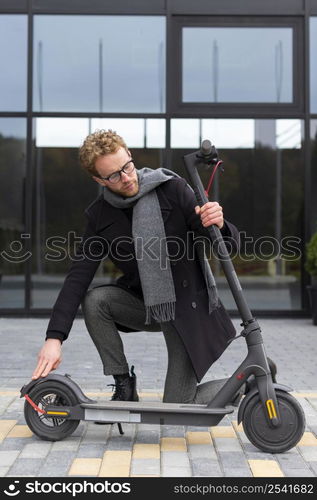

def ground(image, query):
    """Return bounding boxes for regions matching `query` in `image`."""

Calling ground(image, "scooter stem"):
[183,146,254,325]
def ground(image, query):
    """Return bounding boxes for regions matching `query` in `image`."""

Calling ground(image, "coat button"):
[191,301,197,309]
[182,279,188,287]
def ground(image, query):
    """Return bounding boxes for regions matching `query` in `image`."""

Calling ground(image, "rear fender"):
[20,373,95,404]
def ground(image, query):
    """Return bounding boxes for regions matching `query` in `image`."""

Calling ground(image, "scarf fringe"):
[145,302,176,325]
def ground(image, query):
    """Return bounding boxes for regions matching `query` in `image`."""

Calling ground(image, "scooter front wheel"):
[242,390,305,453]
[24,381,80,441]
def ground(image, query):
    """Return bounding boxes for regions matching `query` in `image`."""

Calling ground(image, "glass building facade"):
[0,0,316,318]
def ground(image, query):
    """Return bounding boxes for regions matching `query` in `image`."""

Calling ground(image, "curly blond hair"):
[79,129,128,176]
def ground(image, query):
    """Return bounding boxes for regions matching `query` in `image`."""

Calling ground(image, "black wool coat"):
[46,177,240,382]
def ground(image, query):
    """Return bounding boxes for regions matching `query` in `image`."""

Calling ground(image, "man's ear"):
[92,175,105,187]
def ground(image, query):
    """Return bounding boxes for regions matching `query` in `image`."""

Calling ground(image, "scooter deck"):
[78,400,234,427]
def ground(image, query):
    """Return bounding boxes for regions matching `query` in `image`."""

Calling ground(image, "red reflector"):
[24,394,46,414]
[236,373,245,380]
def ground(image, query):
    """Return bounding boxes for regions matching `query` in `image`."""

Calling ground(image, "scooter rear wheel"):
[242,390,305,453]
[24,381,80,441]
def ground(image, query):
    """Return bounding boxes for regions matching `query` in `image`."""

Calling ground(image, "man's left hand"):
[195,202,224,229]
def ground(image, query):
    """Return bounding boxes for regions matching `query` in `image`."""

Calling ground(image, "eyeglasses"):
[98,159,135,184]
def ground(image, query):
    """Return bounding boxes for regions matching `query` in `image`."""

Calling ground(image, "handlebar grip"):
[200,139,213,157]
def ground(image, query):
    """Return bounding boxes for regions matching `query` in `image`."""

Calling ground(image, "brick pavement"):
[0,317,316,477]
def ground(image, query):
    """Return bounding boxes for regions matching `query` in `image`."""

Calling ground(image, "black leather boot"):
[110,365,139,402]
[94,366,139,430]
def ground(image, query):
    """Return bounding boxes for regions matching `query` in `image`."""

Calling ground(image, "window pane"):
[171,119,200,148]
[31,120,99,308]
[276,119,302,149]
[30,118,165,308]
[33,16,166,113]
[183,27,293,103]
[146,119,166,148]
[0,119,27,307]
[310,120,317,234]
[310,18,317,112]
[0,15,27,111]
[170,119,304,311]
[91,118,166,149]
[202,119,254,148]
[91,119,145,148]
[36,118,89,148]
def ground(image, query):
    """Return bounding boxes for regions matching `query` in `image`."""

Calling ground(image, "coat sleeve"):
[45,216,108,342]
[176,177,240,252]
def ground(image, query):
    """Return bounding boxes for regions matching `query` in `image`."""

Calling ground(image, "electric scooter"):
[20,140,306,453]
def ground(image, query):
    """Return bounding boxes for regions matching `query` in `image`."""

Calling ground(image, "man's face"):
[93,147,139,197]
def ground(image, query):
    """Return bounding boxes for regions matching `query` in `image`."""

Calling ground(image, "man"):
[32,129,239,405]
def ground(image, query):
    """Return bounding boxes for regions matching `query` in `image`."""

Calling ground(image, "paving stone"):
[242,444,276,460]
[135,424,161,433]
[213,437,243,452]
[0,450,20,467]
[0,466,9,477]
[0,396,16,414]
[309,462,317,475]
[161,437,187,452]
[283,468,315,477]
[218,451,249,469]
[161,466,192,477]
[161,451,190,467]
[161,426,185,437]
[130,458,160,475]
[277,451,309,469]
[210,426,236,438]
[39,451,77,477]
[71,422,86,438]
[76,443,106,458]
[20,441,52,458]
[298,447,317,461]
[51,438,80,452]
[234,430,250,445]
[248,459,284,477]
[68,458,101,476]
[190,457,222,476]
[99,450,131,477]
[188,443,217,459]
[187,426,209,432]
[81,423,111,443]
[0,437,35,451]
[308,425,317,437]
[133,444,160,459]
[224,468,252,477]
[8,458,43,476]
[106,433,135,450]
[135,429,160,444]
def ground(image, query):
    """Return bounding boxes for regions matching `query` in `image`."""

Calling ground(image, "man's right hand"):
[32,338,62,380]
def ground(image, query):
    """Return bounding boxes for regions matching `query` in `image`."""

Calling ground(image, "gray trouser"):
[82,285,227,404]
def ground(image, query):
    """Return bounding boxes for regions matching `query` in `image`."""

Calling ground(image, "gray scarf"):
[103,167,219,324]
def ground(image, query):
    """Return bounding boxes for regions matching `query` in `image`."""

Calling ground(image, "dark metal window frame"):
[170,16,304,118]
